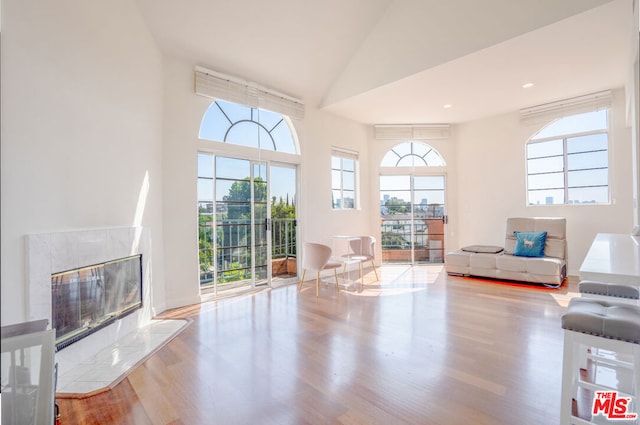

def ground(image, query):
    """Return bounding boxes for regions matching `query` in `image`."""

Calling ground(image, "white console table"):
[579,233,640,285]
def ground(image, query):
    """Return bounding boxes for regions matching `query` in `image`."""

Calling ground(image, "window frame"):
[331,149,359,210]
[526,110,610,206]
[380,141,445,167]
[199,99,299,155]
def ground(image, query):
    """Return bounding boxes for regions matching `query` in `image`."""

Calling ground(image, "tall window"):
[331,149,358,209]
[197,99,299,289]
[526,109,609,205]
[379,142,447,264]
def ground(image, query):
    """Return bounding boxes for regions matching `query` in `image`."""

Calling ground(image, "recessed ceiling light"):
[522,83,534,89]
[443,104,452,109]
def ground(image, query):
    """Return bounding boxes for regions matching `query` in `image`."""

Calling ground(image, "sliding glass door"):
[269,164,298,284]
[215,157,268,288]
[379,174,446,264]
[198,154,298,294]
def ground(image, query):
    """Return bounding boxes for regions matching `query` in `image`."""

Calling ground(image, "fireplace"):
[27,227,154,377]
[51,254,143,350]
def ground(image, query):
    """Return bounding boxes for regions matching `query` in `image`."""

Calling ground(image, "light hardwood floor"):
[58,265,580,424]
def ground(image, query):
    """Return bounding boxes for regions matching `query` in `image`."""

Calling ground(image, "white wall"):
[0,0,166,324]
[161,58,205,308]
[299,108,373,245]
[453,87,633,275]
[161,57,373,306]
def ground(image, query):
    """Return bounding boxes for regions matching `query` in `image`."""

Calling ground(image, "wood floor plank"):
[57,266,578,424]
[127,362,181,424]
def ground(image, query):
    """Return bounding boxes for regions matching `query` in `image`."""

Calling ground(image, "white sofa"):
[445,217,567,286]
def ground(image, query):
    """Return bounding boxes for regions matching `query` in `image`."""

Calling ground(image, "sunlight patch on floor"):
[346,287,426,297]
[550,291,581,307]
[379,264,444,285]
[343,264,443,297]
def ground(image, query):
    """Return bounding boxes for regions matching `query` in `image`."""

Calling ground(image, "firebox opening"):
[51,254,143,351]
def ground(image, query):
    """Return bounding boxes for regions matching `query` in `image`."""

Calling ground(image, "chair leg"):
[334,269,340,293]
[371,260,379,281]
[316,272,320,297]
[634,345,640,408]
[560,331,576,424]
[298,269,306,292]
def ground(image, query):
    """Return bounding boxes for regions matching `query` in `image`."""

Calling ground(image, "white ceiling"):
[134,0,633,124]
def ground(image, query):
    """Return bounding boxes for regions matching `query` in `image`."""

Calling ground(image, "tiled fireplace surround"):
[26,227,185,394]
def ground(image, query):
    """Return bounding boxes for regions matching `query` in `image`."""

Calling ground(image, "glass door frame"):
[379,169,448,265]
[268,162,299,287]
[198,151,299,297]
[214,156,267,295]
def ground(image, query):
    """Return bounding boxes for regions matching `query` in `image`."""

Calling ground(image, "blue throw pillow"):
[513,231,547,257]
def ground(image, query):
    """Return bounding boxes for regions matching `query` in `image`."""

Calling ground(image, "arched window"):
[199,99,298,154]
[526,109,609,205]
[381,141,445,167]
[379,141,447,265]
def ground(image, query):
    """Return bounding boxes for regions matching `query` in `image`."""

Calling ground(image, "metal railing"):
[199,217,296,286]
[380,217,445,264]
[271,218,296,259]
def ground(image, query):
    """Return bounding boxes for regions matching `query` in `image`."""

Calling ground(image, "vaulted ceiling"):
[134,0,633,124]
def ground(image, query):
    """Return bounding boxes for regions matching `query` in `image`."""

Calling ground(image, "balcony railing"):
[198,217,296,286]
[380,217,444,263]
[271,218,296,259]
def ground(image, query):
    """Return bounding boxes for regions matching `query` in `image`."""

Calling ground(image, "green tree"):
[381,231,409,249]
[271,195,295,219]
[224,177,267,220]
[385,197,411,214]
